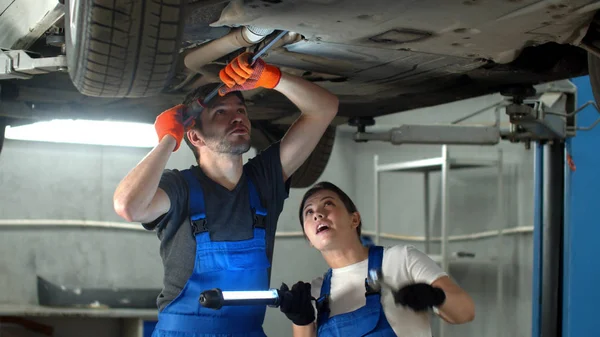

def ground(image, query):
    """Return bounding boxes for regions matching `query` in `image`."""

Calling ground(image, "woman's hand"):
[393,283,446,311]
[279,281,315,326]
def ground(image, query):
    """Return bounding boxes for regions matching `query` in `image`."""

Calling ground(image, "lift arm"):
[0,50,67,80]
[350,81,583,147]
[354,124,501,145]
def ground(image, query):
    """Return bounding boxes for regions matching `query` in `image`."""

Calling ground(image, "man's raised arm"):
[217,52,339,182]
[273,73,339,181]
[113,106,187,224]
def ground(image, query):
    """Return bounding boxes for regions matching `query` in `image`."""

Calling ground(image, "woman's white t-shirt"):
[310,244,447,337]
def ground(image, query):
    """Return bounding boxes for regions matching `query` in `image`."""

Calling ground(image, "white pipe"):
[362,226,533,242]
[0,220,533,241]
[0,219,145,231]
[275,231,305,238]
[0,219,308,237]
[374,154,380,245]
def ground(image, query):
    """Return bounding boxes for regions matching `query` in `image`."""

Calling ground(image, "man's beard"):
[203,129,251,155]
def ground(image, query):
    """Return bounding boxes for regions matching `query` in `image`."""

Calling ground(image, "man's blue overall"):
[316,245,397,336]
[152,168,270,337]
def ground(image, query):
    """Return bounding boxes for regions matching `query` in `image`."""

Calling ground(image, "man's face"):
[301,189,360,251]
[197,94,251,155]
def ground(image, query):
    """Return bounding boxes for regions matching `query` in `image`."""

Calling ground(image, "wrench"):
[367,268,395,292]
[183,30,290,126]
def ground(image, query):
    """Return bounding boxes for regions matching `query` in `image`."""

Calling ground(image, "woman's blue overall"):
[152,169,270,337]
[316,245,397,336]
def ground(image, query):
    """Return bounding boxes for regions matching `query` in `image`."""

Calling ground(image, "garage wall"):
[0,131,356,336]
[0,138,196,305]
[344,91,536,337]
[0,85,542,337]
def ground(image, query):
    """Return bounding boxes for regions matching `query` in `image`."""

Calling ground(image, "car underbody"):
[2,0,600,186]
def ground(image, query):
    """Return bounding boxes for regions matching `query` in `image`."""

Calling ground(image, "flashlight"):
[199,288,281,310]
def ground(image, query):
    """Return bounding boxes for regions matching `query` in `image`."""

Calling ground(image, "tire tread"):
[71,0,184,98]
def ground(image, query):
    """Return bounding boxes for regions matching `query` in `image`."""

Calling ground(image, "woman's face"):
[301,189,360,251]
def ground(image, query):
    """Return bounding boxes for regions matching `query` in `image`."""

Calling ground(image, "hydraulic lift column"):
[559,76,600,337]
[531,141,564,337]
[530,78,600,337]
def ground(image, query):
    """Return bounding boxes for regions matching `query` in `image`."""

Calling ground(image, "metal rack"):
[373,144,505,337]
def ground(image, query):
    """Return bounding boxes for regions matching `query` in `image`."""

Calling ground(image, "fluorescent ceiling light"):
[5,119,158,148]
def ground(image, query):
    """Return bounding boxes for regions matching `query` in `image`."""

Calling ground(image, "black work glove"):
[393,283,446,312]
[279,281,315,326]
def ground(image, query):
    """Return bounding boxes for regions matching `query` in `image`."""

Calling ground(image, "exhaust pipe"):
[184,25,275,74]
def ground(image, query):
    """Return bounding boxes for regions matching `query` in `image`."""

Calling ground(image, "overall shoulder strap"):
[180,168,208,234]
[367,245,384,270]
[246,175,267,229]
[316,269,332,324]
[320,269,332,297]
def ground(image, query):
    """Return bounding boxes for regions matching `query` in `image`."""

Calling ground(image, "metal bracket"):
[0,50,67,80]
[351,81,590,148]
[501,87,577,147]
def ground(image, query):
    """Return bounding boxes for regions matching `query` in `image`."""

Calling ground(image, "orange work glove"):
[154,104,194,152]
[218,52,282,96]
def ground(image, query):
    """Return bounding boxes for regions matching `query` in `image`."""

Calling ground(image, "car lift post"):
[532,137,564,337]
[350,79,599,337]
[558,77,600,337]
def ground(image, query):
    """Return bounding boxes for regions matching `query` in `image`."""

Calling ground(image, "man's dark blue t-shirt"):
[143,142,290,311]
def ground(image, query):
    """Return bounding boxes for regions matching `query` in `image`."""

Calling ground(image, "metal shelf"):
[428,253,498,265]
[373,144,506,337]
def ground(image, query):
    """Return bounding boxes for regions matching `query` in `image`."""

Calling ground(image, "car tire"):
[251,122,336,189]
[588,52,600,105]
[64,0,186,98]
